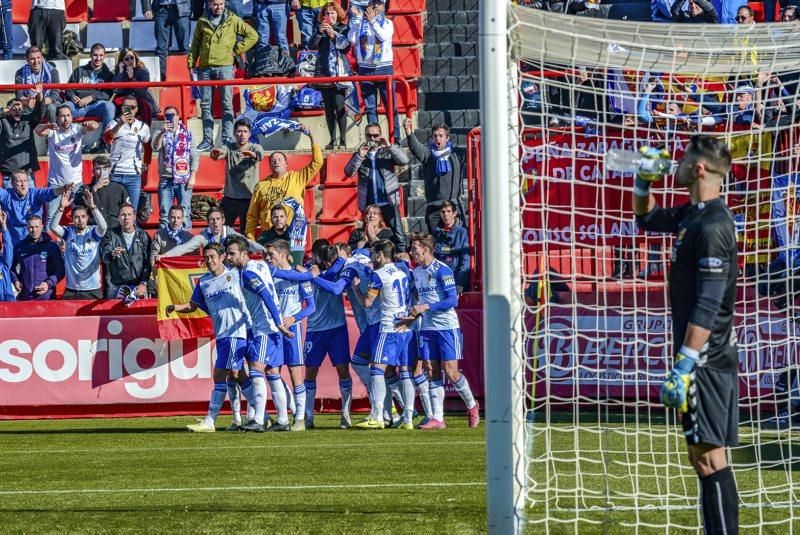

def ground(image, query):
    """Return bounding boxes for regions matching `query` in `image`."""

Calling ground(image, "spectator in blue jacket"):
[0,208,15,302]
[10,214,64,300]
[0,170,71,246]
[432,201,470,293]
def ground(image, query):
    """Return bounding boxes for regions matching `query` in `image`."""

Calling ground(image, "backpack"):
[247,47,296,78]
[191,194,221,222]
[62,29,82,58]
[291,85,323,110]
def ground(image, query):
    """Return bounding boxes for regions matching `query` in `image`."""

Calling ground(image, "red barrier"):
[0,296,485,419]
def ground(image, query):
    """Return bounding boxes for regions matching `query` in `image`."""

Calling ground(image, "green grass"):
[1,414,798,533]
[0,415,487,534]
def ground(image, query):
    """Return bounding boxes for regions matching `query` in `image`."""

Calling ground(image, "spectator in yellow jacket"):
[246,126,323,242]
[188,0,258,151]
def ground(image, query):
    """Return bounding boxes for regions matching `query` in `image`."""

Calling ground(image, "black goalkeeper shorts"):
[682,366,739,448]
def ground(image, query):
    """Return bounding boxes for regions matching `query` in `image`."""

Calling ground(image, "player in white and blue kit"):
[305,240,354,428]
[264,238,316,431]
[408,233,479,429]
[224,235,301,432]
[353,239,416,430]
[164,243,253,432]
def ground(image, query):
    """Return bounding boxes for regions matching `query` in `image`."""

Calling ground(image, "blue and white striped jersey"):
[239,259,282,335]
[412,259,460,331]
[191,267,251,339]
[369,262,412,332]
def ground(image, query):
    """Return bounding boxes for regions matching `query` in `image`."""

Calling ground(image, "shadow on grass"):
[732,439,800,472]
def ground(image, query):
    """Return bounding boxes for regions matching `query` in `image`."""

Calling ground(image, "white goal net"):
[497,4,800,532]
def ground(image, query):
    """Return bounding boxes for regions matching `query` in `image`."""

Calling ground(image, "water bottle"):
[604,149,675,175]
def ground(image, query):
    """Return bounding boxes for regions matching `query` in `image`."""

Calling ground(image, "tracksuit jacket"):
[10,233,64,300]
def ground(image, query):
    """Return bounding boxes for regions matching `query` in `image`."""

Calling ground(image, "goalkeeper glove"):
[634,146,671,197]
[660,347,698,413]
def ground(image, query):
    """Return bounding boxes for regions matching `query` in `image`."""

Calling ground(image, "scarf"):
[162,124,192,184]
[19,61,53,98]
[430,141,454,177]
[358,15,385,62]
[283,197,308,252]
[166,227,185,243]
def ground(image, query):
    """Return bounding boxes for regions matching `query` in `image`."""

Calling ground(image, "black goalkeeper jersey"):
[637,198,739,371]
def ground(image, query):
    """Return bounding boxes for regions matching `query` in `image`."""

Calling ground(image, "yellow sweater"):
[245,143,323,240]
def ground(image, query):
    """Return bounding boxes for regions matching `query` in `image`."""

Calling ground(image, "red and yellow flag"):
[156,256,214,341]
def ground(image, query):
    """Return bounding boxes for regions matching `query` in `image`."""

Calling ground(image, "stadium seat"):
[12,0,32,24]
[320,186,359,223]
[194,155,226,192]
[316,222,355,243]
[90,2,129,22]
[81,159,94,184]
[139,55,162,82]
[387,0,426,14]
[392,15,423,46]
[65,0,88,23]
[11,25,31,56]
[33,161,48,188]
[141,192,161,229]
[0,59,26,85]
[129,21,158,53]
[377,79,417,115]
[158,55,195,120]
[211,86,242,119]
[51,59,73,81]
[393,46,421,79]
[304,188,316,223]
[84,23,123,52]
[323,152,357,186]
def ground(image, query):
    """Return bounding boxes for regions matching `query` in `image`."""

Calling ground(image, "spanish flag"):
[156,256,214,341]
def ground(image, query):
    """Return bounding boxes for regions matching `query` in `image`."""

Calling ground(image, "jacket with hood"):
[432,220,470,291]
[188,8,258,69]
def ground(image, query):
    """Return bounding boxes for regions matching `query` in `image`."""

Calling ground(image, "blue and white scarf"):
[253,116,304,139]
[359,15,385,62]
[19,61,53,98]
[430,141,454,177]
[283,197,307,252]
[162,124,193,184]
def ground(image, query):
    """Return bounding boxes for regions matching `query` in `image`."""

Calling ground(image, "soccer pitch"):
[1,415,796,533]
[0,415,487,533]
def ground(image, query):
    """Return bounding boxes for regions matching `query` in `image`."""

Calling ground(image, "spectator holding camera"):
[344,122,409,252]
[112,48,158,125]
[153,106,198,229]
[671,0,718,22]
[104,95,152,213]
[73,156,130,230]
[310,1,352,149]
[347,0,400,139]
[1,92,44,190]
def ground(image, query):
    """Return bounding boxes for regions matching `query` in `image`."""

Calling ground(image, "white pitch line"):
[0,440,484,456]
[0,481,486,496]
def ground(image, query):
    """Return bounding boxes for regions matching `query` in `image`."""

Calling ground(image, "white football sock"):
[268,374,289,425]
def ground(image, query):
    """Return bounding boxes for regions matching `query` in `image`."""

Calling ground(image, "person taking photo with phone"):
[153,106,198,229]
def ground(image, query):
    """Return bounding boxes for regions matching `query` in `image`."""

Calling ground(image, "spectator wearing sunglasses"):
[112,48,158,125]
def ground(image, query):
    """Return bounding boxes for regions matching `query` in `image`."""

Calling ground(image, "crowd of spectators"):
[0,0,473,302]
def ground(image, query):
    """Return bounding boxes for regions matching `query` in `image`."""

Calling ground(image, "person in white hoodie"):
[347,0,399,139]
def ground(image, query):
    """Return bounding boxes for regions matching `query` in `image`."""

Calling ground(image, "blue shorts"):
[419,329,463,361]
[282,323,304,366]
[374,331,412,367]
[408,330,421,362]
[353,322,380,359]
[214,337,248,371]
[247,331,283,368]
[304,325,351,368]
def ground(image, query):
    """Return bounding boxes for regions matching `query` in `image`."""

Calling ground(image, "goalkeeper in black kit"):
[632,135,739,534]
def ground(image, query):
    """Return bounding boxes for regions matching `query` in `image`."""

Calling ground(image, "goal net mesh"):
[507,4,800,531]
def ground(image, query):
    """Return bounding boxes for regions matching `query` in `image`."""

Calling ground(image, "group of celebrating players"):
[164,232,479,432]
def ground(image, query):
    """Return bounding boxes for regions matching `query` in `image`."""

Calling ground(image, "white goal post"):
[482,1,800,532]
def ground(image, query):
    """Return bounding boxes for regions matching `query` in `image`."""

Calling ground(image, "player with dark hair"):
[632,135,739,534]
